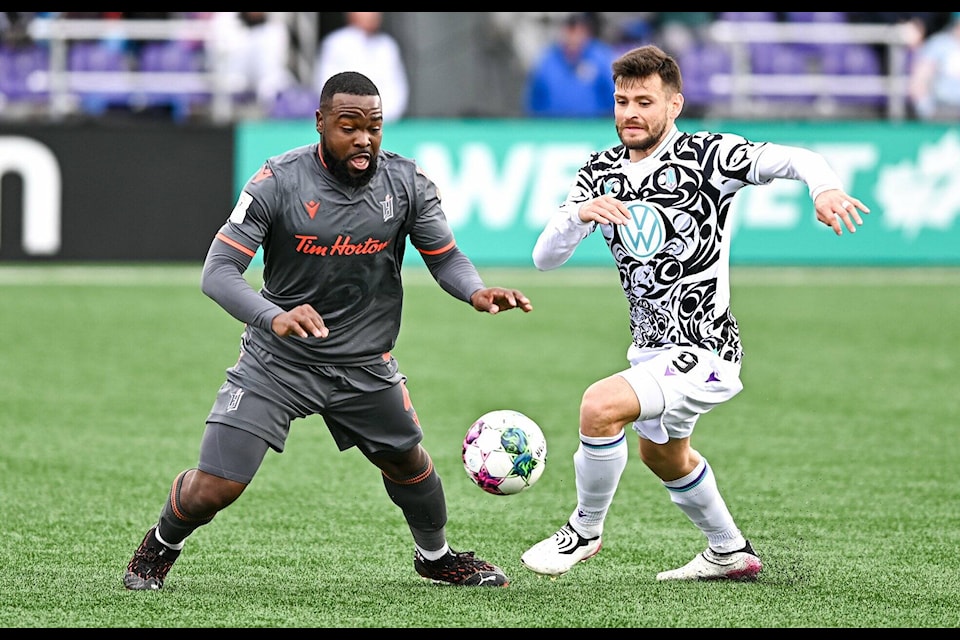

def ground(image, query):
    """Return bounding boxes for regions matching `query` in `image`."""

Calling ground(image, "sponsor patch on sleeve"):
[229,191,253,224]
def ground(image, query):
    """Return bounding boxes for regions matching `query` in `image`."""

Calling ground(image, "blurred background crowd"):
[1,11,958,124]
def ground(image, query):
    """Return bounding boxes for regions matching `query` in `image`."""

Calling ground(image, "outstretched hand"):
[814,189,870,236]
[470,288,533,315]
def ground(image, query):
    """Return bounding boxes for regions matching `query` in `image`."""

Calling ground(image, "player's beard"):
[321,140,378,188]
[618,117,667,153]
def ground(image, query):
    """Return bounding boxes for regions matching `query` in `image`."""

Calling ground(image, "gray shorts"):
[206,339,424,455]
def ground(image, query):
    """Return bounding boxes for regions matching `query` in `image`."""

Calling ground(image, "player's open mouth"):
[349,155,370,170]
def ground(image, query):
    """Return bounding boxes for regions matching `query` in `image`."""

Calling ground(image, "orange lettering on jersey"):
[294,234,390,256]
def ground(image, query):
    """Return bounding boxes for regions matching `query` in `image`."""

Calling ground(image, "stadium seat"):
[138,40,209,120]
[678,43,732,109]
[819,43,885,106]
[0,44,50,103]
[268,84,320,119]
[786,12,852,58]
[716,12,778,23]
[748,43,816,103]
[784,12,847,24]
[68,41,132,115]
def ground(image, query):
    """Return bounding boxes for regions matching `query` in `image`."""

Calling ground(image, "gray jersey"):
[202,143,484,366]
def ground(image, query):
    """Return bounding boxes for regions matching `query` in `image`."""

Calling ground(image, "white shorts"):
[617,344,743,444]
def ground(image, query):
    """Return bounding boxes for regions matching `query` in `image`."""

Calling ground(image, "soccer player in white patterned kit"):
[520,45,869,581]
[123,71,532,590]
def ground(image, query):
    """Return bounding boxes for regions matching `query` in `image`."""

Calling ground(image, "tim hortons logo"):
[294,234,390,256]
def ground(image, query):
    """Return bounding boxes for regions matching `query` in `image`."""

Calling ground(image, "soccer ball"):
[462,409,547,496]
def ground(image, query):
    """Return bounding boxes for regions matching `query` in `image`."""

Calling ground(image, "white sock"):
[416,543,450,561]
[568,429,629,539]
[154,526,185,551]
[662,455,746,553]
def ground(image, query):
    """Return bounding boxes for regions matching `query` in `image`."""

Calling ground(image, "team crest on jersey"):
[621,202,664,260]
[603,177,624,196]
[657,166,679,192]
[381,194,394,222]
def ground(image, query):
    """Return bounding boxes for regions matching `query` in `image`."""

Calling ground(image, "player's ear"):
[315,110,323,135]
[671,92,684,119]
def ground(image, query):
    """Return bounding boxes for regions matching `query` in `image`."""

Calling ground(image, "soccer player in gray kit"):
[124,71,532,590]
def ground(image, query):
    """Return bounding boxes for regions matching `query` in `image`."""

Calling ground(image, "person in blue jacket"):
[524,12,617,118]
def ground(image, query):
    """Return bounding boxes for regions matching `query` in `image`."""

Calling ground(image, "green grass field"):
[1,265,958,628]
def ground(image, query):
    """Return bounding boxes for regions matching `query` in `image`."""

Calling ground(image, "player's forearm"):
[200,251,283,331]
[421,246,485,304]
[532,204,592,270]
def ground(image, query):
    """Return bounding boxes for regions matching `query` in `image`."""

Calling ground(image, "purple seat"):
[69,41,128,72]
[68,41,131,115]
[678,43,732,107]
[748,43,816,103]
[750,43,810,75]
[819,43,885,106]
[784,12,847,24]
[819,43,881,75]
[0,44,50,102]
[269,84,320,119]
[716,12,778,23]
[784,12,850,56]
[139,40,202,73]
[138,40,209,119]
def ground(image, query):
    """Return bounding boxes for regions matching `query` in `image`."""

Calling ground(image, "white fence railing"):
[20,17,918,122]
[25,18,245,123]
[707,20,915,119]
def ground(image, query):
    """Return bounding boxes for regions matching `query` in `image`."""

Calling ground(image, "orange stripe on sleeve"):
[417,240,456,256]
[215,232,257,258]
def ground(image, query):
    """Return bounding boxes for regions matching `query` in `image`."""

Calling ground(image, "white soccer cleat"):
[520,522,602,576]
[655,540,762,581]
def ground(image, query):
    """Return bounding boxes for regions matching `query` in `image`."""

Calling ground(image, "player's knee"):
[580,383,626,437]
[182,469,245,515]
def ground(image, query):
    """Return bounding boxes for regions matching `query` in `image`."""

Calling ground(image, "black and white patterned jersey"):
[534,125,783,364]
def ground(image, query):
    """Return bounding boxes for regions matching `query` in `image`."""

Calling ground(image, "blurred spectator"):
[651,12,714,56]
[210,12,296,112]
[313,12,409,123]
[523,12,616,118]
[909,13,960,121]
[848,12,952,49]
[0,12,40,47]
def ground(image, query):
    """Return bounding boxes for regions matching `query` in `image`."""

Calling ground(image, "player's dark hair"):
[612,44,683,94]
[319,71,380,109]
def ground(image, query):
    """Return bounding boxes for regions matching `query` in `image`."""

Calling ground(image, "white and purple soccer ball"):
[462,409,547,496]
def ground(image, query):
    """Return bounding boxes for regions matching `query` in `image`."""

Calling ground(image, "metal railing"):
[25,17,244,123]
[707,20,915,119]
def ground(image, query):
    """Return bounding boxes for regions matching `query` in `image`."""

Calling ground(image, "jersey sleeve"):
[753,142,845,201]
[532,158,599,271]
[409,165,485,303]
[199,169,285,331]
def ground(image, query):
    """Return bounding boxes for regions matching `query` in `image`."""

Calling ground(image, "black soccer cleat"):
[123,526,181,590]
[414,548,509,586]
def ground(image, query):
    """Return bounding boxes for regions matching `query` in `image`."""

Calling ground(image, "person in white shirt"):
[909,13,960,121]
[314,12,409,123]
[210,12,296,110]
